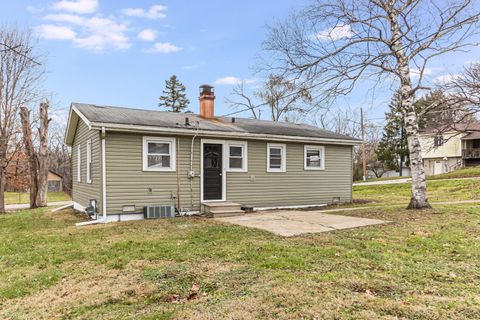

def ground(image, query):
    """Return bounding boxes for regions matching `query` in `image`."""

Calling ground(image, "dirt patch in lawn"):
[1,260,157,319]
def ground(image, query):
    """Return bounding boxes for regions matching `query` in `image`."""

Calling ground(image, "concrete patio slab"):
[214,210,388,236]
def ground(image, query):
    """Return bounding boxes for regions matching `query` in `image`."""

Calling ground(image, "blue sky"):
[1,0,479,126]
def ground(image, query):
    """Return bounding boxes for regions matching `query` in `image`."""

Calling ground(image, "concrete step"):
[202,202,244,217]
[202,202,242,213]
[210,210,245,218]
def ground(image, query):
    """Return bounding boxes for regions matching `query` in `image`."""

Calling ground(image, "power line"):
[0,42,41,66]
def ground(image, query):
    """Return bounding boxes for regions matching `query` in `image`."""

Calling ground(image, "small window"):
[267,143,286,172]
[86,140,92,183]
[434,134,444,147]
[77,145,81,182]
[304,145,325,170]
[227,142,248,172]
[142,137,176,171]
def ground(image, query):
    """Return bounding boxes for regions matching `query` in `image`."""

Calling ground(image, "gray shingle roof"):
[73,102,359,142]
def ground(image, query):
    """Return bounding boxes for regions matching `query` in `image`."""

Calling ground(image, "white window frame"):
[226,141,248,172]
[304,145,325,170]
[86,140,92,183]
[142,136,176,172]
[77,145,81,182]
[267,143,286,173]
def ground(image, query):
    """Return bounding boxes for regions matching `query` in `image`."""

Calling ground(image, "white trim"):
[226,141,248,172]
[304,145,325,170]
[200,139,227,202]
[77,145,81,182]
[142,136,176,172]
[65,105,93,145]
[255,203,327,211]
[72,105,92,129]
[91,122,360,145]
[101,127,107,218]
[86,139,92,183]
[267,143,286,173]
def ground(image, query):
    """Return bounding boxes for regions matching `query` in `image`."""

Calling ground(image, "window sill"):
[142,168,176,172]
[304,167,325,171]
[226,168,248,173]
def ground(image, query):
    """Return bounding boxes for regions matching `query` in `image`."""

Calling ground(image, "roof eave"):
[65,104,93,146]
[90,122,361,145]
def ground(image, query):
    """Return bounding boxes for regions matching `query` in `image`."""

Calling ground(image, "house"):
[419,123,480,176]
[64,85,360,222]
[47,171,63,192]
[6,151,64,192]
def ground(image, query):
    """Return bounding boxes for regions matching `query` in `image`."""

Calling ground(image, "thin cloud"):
[145,42,182,54]
[51,0,98,14]
[123,4,167,19]
[434,74,460,84]
[138,29,157,42]
[409,67,443,78]
[36,24,76,40]
[315,25,353,41]
[215,77,257,85]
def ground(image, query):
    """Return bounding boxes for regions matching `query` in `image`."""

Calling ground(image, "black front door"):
[203,144,223,200]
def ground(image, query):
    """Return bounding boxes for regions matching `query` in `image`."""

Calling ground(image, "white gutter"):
[76,127,107,226]
[90,122,361,145]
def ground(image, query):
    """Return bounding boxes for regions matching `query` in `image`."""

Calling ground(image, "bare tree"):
[225,81,261,119]
[19,106,38,207]
[257,75,312,121]
[19,102,50,208]
[225,75,313,121]
[49,113,72,195]
[0,26,43,213]
[442,62,480,115]
[264,0,480,209]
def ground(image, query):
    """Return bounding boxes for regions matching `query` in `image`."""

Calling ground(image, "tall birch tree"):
[264,0,480,209]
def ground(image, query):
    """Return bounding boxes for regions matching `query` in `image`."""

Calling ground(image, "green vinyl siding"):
[105,132,201,214]
[103,132,352,215]
[226,140,353,207]
[71,119,102,212]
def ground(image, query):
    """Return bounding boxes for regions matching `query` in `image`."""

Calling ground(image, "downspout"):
[76,127,107,226]
[190,122,200,210]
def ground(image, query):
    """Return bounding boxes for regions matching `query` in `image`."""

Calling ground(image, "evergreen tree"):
[376,91,410,174]
[159,75,190,112]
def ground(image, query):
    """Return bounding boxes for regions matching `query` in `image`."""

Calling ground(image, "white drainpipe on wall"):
[76,127,107,226]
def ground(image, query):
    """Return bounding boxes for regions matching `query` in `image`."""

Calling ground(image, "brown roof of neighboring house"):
[421,122,480,135]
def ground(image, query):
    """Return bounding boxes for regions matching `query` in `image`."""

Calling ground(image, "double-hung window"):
[267,143,286,172]
[77,145,81,182]
[304,145,325,170]
[86,140,92,183]
[142,137,176,171]
[434,134,444,147]
[227,142,248,172]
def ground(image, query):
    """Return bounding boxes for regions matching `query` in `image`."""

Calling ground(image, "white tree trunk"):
[404,109,431,209]
[389,8,431,210]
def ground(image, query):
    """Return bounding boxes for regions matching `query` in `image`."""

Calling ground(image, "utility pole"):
[360,108,366,181]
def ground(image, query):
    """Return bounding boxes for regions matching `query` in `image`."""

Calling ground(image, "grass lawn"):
[4,192,71,205]
[1,180,480,319]
[357,166,480,183]
[353,178,480,206]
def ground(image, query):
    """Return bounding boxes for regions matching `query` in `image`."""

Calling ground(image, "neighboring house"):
[47,171,63,192]
[6,151,63,192]
[64,85,360,222]
[419,123,480,176]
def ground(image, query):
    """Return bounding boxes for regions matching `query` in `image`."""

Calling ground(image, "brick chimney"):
[199,84,215,119]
